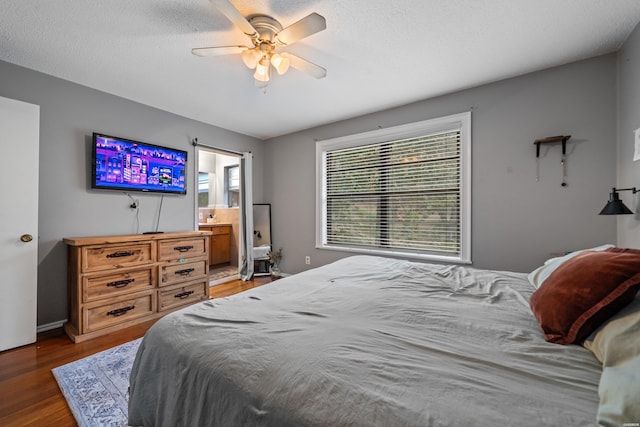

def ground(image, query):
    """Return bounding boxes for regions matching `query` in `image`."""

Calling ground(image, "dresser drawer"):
[83,267,155,303]
[158,281,208,312]
[82,242,153,272]
[160,260,207,287]
[158,238,207,261]
[84,290,155,333]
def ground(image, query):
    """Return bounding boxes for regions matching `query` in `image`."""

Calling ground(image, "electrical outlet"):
[198,212,203,220]
[305,256,310,265]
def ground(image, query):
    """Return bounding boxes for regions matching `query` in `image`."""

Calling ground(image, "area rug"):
[52,338,142,427]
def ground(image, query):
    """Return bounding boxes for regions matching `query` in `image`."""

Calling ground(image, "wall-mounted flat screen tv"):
[92,132,187,195]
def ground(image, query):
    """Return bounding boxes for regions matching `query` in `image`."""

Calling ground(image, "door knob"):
[20,234,33,243]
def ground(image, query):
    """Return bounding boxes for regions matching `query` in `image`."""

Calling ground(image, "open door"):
[0,96,39,351]
[194,145,254,283]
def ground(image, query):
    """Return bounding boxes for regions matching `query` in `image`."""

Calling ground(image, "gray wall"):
[0,60,263,327]
[617,22,640,246]
[264,54,618,274]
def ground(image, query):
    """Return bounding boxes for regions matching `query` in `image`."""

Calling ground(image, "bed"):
[128,252,640,426]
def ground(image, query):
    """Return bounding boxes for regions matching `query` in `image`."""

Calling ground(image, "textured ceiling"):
[1,0,640,139]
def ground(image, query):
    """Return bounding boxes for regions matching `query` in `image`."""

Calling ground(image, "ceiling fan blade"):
[192,46,248,57]
[210,0,258,37]
[275,12,326,45]
[282,53,326,79]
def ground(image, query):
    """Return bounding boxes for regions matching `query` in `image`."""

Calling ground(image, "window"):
[224,165,240,207]
[316,112,471,263]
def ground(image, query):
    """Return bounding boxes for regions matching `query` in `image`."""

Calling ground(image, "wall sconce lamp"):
[599,187,638,215]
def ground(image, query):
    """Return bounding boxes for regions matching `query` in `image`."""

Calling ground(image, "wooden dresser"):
[63,231,211,343]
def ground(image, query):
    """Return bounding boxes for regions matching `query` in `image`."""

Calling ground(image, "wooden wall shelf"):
[533,135,571,157]
[533,135,572,186]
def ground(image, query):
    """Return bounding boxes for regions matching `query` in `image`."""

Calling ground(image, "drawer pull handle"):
[175,291,194,299]
[106,250,135,259]
[107,305,135,317]
[106,278,135,288]
[175,268,195,276]
[174,245,194,252]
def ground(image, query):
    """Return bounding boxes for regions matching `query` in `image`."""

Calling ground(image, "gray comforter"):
[128,255,601,426]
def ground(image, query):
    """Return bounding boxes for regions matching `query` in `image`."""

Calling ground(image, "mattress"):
[128,255,602,426]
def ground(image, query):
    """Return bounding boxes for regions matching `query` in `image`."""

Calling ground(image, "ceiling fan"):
[192,0,327,88]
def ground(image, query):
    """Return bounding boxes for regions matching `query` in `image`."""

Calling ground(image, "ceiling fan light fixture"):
[194,2,327,89]
[270,53,290,75]
[242,48,260,69]
[253,56,270,82]
[254,79,269,89]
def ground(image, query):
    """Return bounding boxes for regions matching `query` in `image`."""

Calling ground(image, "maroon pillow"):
[529,247,640,345]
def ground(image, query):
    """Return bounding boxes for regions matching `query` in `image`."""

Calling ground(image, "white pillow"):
[527,244,614,289]
[582,293,640,426]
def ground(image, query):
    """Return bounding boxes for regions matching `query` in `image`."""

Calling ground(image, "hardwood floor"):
[0,276,272,427]
[209,275,272,298]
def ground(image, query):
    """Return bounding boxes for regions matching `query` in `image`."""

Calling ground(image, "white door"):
[0,96,39,352]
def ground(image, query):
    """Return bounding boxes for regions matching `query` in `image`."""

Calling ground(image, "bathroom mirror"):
[198,172,209,207]
[198,151,240,208]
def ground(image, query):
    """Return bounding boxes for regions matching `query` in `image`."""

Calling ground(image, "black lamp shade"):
[599,190,633,215]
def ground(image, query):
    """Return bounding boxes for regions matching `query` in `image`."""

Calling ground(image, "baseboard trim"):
[37,319,67,333]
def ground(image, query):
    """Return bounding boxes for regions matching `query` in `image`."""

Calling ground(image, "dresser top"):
[63,230,211,246]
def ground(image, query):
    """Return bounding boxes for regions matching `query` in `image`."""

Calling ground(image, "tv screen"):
[92,133,187,195]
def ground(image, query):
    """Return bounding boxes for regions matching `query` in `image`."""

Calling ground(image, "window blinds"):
[323,130,461,256]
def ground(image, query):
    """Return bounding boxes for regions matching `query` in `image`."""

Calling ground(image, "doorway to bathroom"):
[196,147,242,286]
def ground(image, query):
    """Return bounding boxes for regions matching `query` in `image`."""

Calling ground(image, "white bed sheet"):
[129,255,602,426]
